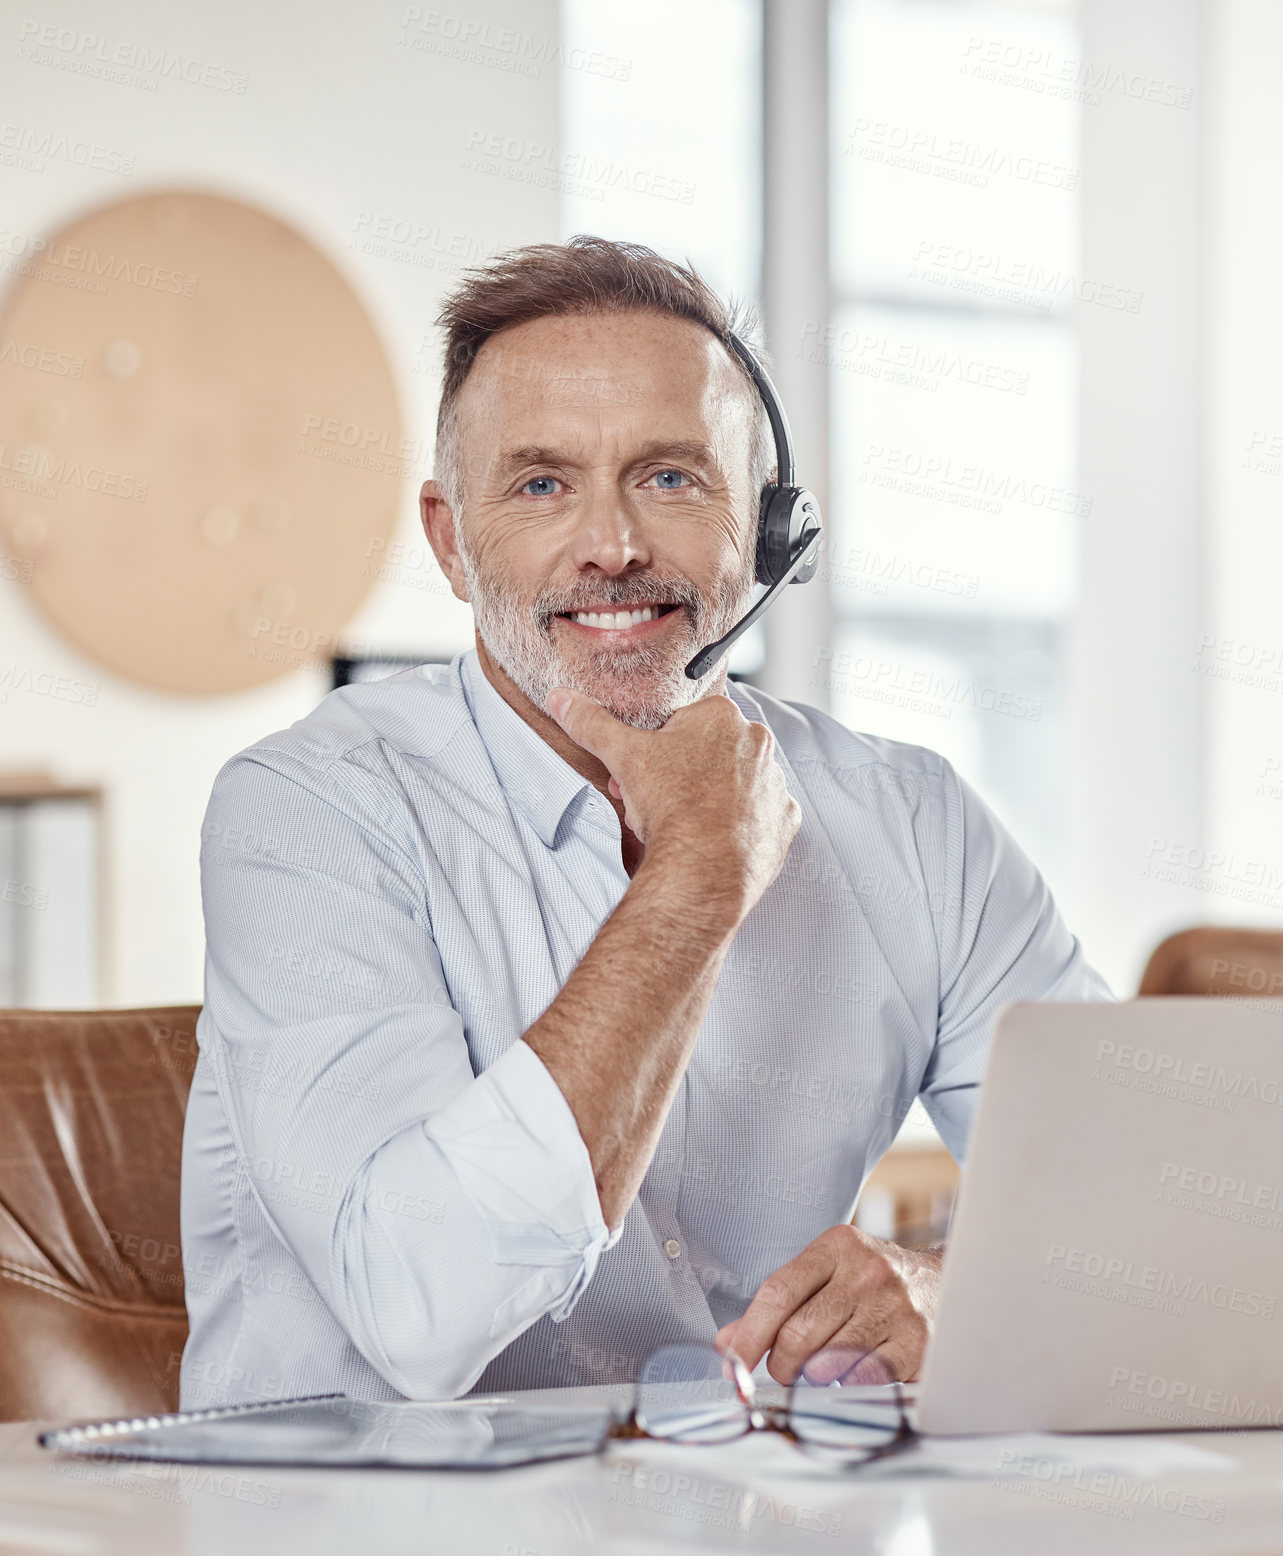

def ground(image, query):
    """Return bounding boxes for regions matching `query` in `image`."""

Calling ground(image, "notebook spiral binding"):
[39,1392,349,1448]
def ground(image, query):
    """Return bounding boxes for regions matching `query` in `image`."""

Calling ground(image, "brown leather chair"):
[1138,927,1283,998]
[0,1005,200,1422]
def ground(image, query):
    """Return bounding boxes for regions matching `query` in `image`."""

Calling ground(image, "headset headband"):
[724,331,795,488]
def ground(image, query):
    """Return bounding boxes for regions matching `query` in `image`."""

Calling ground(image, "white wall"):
[1072,0,1207,995]
[1072,0,1283,996]
[1205,0,1283,943]
[1071,0,1283,996]
[0,0,559,1004]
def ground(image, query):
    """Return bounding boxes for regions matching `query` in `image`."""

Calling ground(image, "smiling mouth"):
[554,602,682,633]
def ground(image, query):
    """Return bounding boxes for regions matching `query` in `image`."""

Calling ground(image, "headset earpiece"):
[756,483,823,588]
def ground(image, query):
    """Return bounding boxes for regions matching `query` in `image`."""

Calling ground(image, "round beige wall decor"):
[0,189,405,694]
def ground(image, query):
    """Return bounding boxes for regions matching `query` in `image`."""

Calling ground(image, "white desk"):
[4,1388,1282,1555]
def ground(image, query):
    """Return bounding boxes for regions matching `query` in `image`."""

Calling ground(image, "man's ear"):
[420,480,470,603]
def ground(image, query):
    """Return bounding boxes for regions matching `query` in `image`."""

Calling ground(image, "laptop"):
[915,998,1283,1434]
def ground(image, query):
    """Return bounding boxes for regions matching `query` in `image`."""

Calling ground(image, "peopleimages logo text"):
[1096,1038,1283,1106]
[1108,1366,1283,1426]
[1159,1162,1283,1214]
[1045,1244,1275,1318]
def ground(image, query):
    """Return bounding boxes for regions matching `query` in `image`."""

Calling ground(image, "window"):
[828,0,1081,885]
[559,0,762,306]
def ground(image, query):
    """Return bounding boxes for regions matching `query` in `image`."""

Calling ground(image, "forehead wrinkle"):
[489,436,728,481]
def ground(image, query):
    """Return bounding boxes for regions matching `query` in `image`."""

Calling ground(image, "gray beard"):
[455,540,757,730]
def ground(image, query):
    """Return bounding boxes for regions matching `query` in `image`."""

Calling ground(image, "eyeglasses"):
[601,1340,918,1469]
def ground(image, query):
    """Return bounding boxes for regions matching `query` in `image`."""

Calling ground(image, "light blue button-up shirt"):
[179,647,1112,1409]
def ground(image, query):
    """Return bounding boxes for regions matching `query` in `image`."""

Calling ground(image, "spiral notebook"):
[38,1393,614,1470]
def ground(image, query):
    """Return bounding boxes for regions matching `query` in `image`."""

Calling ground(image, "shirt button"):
[663,1238,682,1260]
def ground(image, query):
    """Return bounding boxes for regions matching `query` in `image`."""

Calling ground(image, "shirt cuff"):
[423,1039,621,1288]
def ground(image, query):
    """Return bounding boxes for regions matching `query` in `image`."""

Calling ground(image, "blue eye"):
[651,469,689,489]
[522,476,560,497]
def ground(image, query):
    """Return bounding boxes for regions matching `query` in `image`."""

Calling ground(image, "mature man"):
[180,235,1112,1410]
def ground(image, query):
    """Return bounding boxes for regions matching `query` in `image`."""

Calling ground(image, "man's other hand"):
[715,1225,944,1385]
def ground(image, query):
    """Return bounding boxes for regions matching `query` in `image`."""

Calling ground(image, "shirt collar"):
[458,648,596,847]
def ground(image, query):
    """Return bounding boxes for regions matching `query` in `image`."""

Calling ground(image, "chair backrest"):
[0,1005,200,1422]
[1138,927,1283,998]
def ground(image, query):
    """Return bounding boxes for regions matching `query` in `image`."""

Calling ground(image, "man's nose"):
[569,491,652,575]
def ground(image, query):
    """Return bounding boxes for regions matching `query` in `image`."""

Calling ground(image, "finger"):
[869,1313,930,1383]
[544,686,639,767]
[760,1282,864,1387]
[848,1348,898,1385]
[815,1311,926,1386]
[719,1240,840,1374]
[833,1341,906,1386]
[802,1340,895,1388]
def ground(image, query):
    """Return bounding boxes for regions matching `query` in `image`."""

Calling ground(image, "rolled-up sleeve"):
[914,758,1115,1163]
[199,748,618,1401]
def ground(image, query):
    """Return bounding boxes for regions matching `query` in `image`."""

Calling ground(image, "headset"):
[684,330,824,680]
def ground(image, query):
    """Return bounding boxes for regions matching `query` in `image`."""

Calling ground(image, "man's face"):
[445,310,760,729]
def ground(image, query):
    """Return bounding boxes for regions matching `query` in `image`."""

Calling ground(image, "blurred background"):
[0,0,1277,1064]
